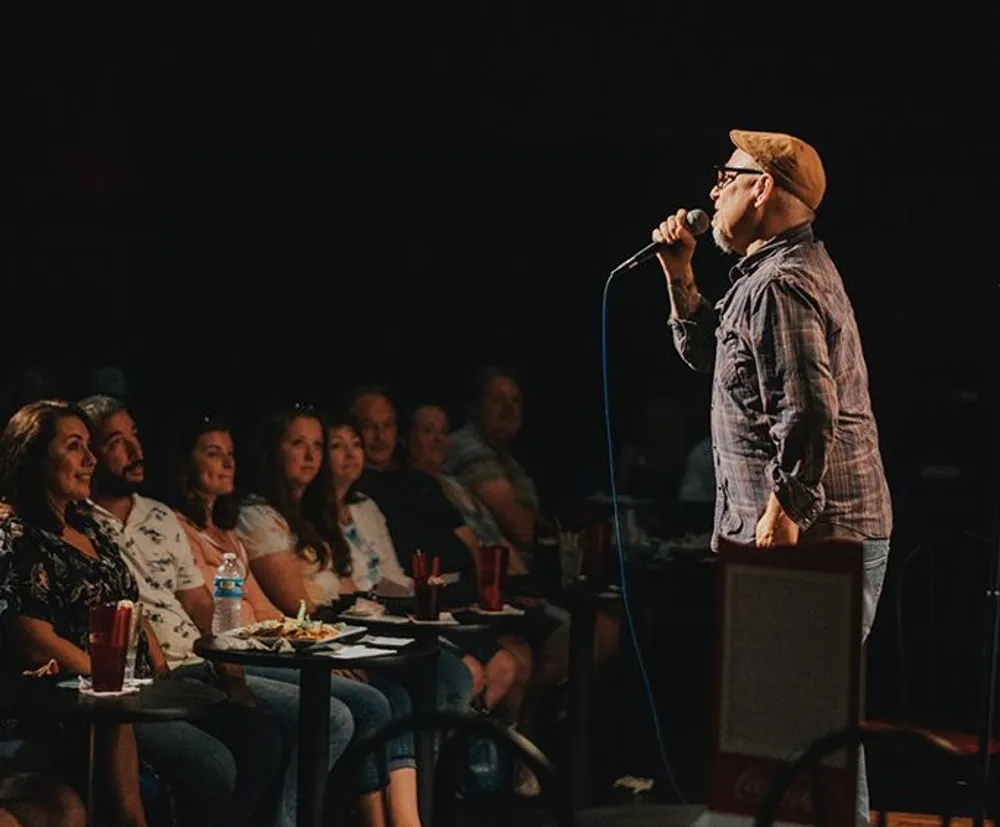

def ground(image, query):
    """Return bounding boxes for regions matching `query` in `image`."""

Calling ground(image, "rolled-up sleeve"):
[669,296,719,373]
[751,278,837,529]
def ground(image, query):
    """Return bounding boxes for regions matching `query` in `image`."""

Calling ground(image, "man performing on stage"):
[654,129,892,824]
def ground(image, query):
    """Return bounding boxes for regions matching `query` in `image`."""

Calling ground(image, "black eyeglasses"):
[714,165,764,190]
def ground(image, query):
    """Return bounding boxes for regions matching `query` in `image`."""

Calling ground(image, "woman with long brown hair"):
[321,410,475,714]
[235,403,422,827]
[162,412,356,827]
[0,401,158,826]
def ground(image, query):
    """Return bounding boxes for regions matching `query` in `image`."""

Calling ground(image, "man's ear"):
[753,172,776,209]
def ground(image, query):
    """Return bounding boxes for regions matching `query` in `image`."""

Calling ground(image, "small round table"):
[194,635,439,827]
[317,594,543,639]
[323,608,532,638]
[0,676,226,827]
[0,676,225,723]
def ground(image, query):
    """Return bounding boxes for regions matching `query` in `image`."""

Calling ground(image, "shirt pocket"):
[714,323,759,407]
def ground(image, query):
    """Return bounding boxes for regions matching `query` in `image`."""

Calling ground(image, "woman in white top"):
[234,404,421,827]
[163,413,356,827]
[326,419,411,596]
[324,411,473,715]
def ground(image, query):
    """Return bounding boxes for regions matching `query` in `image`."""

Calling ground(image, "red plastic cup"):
[477,545,505,611]
[414,579,441,620]
[412,551,427,580]
[88,603,132,692]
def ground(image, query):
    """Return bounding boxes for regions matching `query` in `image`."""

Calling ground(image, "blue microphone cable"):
[600,269,688,804]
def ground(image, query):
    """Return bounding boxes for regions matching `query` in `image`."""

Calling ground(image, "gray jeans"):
[858,537,890,826]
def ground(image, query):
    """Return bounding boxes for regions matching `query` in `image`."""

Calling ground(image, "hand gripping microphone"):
[610,209,710,275]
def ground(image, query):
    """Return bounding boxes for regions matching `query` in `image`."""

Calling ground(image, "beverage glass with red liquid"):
[477,545,505,611]
[412,551,442,620]
[88,602,132,692]
[414,579,441,620]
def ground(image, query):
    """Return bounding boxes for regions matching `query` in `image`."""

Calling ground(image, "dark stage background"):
[1,17,995,732]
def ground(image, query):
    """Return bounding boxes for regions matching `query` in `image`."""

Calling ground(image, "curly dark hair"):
[249,404,351,577]
[163,414,241,531]
[0,399,93,534]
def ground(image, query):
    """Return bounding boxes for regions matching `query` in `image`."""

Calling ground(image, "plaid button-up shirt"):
[671,223,892,548]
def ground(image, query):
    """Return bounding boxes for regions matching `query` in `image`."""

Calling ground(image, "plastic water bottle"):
[212,553,244,634]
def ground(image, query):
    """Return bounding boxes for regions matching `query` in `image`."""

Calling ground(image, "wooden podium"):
[694,538,864,827]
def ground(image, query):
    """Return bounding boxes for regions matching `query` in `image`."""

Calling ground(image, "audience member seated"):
[78,398,352,827]
[0,400,169,827]
[445,369,622,751]
[322,409,478,699]
[163,415,285,628]
[405,404,518,555]
[444,366,547,564]
[0,360,642,815]
[403,404,533,718]
[325,411,413,597]
[347,387,483,587]
[402,402,540,795]
[234,403,424,827]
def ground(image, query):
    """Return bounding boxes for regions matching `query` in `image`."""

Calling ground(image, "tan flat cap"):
[729,129,826,211]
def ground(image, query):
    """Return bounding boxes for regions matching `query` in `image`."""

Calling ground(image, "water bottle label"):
[214,577,244,598]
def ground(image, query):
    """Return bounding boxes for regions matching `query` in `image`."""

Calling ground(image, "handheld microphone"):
[610,209,711,275]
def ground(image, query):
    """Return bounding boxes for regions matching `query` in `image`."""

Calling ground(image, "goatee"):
[92,464,142,498]
[712,226,737,255]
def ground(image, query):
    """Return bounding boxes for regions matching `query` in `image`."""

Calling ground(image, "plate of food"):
[339,596,387,619]
[233,618,367,649]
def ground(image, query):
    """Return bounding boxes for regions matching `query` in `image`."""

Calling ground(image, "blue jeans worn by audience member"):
[244,673,354,827]
[167,662,354,827]
[134,699,284,827]
[244,665,416,794]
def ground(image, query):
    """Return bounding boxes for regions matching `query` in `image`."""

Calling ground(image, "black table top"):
[333,609,532,637]
[0,676,226,723]
[194,634,439,671]
[316,597,538,636]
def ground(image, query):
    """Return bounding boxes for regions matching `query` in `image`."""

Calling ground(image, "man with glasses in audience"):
[654,130,892,826]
